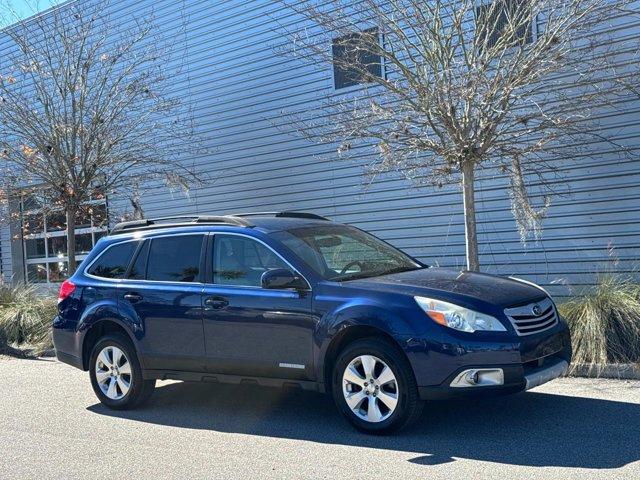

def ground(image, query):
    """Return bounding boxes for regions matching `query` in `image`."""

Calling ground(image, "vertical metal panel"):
[0,225,12,282]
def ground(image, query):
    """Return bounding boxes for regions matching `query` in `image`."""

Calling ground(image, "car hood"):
[345,267,547,308]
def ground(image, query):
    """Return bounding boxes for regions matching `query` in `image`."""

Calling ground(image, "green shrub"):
[0,283,57,356]
[559,275,640,374]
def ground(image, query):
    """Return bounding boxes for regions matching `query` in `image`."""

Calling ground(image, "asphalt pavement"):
[0,356,638,479]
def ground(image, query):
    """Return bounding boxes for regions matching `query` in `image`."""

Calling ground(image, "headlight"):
[414,296,506,333]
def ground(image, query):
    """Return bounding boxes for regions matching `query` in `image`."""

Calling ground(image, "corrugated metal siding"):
[1,0,640,298]
[0,225,12,282]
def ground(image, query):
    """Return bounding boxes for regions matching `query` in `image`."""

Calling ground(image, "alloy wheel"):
[95,345,132,400]
[342,354,399,423]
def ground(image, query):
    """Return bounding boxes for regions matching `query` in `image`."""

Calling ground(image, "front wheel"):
[332,338,423,434]
[89,334,155,409]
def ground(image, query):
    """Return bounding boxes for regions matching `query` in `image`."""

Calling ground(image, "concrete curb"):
[568,363,640,380]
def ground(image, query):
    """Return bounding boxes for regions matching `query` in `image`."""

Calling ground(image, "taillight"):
[58,279,76,303]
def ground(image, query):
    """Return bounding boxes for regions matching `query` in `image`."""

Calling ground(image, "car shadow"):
[87,381,640,469]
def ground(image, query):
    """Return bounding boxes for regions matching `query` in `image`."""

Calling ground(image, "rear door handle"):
[205,296,229,310]
[123,292,143,303]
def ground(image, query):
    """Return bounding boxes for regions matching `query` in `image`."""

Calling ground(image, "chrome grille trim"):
[504,298,558,336]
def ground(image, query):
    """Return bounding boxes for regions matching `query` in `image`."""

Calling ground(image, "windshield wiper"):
[333,265,421,282]
[378,265,423,276]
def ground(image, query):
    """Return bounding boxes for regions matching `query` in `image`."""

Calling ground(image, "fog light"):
[450,368,504,388]
[465,371,479,385]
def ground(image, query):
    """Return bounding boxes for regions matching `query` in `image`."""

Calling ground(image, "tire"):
[332,337,423,434]
[89,333,155,410]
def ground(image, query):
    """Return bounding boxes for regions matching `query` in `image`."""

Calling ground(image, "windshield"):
[270,225,423,281]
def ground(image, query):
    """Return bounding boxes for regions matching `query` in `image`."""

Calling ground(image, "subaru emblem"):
[532,304,542,316]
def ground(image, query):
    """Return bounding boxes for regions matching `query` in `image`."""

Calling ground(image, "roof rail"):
[231,211,330,221]
[110,215,252,234]
[109,211,329,235]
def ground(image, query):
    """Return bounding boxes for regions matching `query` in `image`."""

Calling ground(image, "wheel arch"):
[81,319,139,370]
[321,324,412,393]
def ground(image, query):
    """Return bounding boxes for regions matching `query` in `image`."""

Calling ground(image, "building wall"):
[0,224,9,282]
[1,0,640,298]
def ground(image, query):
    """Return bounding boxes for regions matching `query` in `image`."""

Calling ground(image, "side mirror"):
[261,268,308,291]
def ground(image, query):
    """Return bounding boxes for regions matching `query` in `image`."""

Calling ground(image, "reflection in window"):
[475,0,534,48]
[213,235,291,287]
[27,263,47,283]
[75,233,94,254]
[75,210,92,229]
[49,236,67,256]
[272,225,420,281]
[25,238,46,259]
[87,241,138,279]
[46,212,66,232]
[49,262,68,282]
[89,204,108,228]
[128,240,149,280]
[146,236,203,283]
[332,27,383,90]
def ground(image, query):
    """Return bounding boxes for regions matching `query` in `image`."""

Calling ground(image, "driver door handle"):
[205,296,229,310]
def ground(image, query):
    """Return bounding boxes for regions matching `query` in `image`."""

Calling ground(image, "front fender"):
[313,293,425,385]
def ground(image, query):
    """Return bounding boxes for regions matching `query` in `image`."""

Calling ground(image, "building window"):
[332,27,383,90]
[476,0,534,49]
[20,193,108,284]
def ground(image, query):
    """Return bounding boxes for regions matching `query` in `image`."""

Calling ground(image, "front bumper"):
[417,354,569,399]
[524,358,569,390]
[409,322,572,400]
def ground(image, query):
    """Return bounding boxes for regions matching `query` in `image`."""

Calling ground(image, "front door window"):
[213,235,292,287]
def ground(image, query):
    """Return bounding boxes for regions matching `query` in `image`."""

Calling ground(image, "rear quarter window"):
[87,241,139,279]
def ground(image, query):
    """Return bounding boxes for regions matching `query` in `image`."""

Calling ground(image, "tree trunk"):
[461,161,480,272]
[66,206,77,275]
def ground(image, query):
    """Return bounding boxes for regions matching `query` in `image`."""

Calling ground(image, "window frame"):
[206,232,311,291]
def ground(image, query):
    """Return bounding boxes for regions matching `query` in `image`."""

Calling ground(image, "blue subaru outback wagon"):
[53,212,571,433]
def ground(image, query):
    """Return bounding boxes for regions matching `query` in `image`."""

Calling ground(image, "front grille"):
[504,297,558,336]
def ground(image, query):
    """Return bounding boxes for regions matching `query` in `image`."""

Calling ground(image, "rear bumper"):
[52,316,85,371]
[55,350,84,370]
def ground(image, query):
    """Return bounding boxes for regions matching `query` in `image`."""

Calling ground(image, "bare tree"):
[0,0,203,274]
[280,0,630,271]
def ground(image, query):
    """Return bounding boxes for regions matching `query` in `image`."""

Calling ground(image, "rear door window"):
[146,235,204,283]
[87,241,138,279]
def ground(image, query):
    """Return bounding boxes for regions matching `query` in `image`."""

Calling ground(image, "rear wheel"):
[89,334,155,409]
[332,338,423,434]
